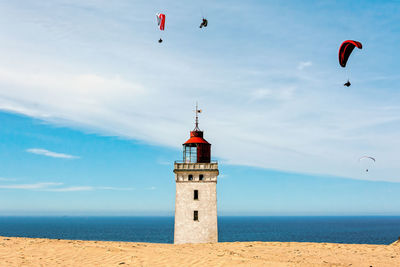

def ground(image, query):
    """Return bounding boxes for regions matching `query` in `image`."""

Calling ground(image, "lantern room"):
[182,104,211,163]
[183,130,211,163]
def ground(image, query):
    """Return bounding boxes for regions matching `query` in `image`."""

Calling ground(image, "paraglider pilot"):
[344,80,351,87]
[158,38,163,43]
[200,18,208,28]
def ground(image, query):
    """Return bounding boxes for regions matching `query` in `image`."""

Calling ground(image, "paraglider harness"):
[200,18,208,28]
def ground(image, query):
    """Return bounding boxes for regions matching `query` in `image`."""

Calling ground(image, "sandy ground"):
[0,236,399,267]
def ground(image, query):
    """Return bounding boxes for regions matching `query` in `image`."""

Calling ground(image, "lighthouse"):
[173,106,219,244]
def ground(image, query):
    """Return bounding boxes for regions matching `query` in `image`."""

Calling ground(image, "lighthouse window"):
[194,190,198,200]
[194,210,198,221]
[199,174,204,181]
[188,174,193,181]
[184,145,197,163]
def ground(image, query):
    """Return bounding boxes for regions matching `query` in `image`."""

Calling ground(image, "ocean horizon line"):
[1,214,400,217]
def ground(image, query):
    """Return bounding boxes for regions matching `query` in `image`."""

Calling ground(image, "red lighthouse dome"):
[182,106,211,163]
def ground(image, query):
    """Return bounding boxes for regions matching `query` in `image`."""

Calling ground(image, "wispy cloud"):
[250,87,296,101]
[147,186,156,190]
[0,177,17,181]
[26,148,79,159]
[0,182,63,189]
[0,182,133,192]
[43,186,134,192]
[97,186,135,191]
[297,61,312,70]
[43,186,94,192]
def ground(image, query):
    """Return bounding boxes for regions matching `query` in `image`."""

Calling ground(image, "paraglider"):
[156,13,165,43]
[200,18,208,28]
[359,156,375,172]
[339,40,362,86]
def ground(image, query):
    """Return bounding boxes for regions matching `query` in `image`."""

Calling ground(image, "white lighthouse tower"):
[173,106,219,244]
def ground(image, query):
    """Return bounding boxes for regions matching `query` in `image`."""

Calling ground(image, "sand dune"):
[0,236,399,266]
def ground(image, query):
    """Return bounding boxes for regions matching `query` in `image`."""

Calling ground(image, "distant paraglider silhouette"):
[359,156,375,172]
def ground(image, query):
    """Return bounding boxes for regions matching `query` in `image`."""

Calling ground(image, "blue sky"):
[0,0,400,215]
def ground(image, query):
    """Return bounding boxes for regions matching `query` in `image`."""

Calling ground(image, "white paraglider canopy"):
[359,156,375,172]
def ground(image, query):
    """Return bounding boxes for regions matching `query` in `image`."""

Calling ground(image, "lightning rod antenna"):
[194,102,201,131]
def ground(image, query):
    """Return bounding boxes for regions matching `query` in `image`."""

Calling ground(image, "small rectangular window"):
[194,210,198,221]
[199,174,204,181]
[188,174,193,181]
[194,190,198,200]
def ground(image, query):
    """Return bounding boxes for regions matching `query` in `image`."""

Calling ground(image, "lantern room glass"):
[183,145,197,163]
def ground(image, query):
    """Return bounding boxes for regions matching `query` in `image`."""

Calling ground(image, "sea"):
[0,216,399,245]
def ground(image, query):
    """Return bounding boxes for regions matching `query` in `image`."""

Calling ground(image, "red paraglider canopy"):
[339,40,362,68]
[156,13,165,31]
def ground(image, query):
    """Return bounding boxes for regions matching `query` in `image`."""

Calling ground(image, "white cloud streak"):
[297,61,312,70]
[0,182,133,192]
[26,148,79,159]
[97,186,135,191]
[0,177,16,181]
[0,182,63,189]
[43,186,94,192]
[43,186,134,192]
